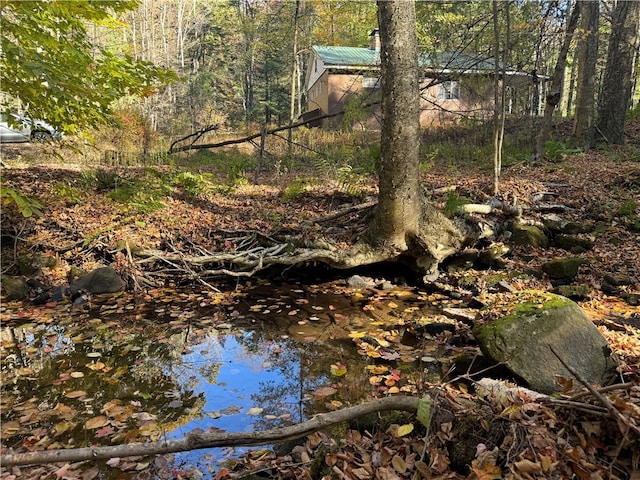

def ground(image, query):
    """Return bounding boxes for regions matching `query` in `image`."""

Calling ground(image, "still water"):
[1,278,452,478]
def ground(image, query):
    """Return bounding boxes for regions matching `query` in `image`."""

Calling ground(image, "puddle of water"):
[0,279,456,478]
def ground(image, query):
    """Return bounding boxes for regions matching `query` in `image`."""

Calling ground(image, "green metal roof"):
[312,45,504,72]
[312,46,379,67]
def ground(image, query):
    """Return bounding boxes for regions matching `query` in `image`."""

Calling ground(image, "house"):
[303,29,545,129]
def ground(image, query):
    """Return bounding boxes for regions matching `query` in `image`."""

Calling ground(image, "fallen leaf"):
[313,386,337,398]
[64,391,87,399]
[396,423,414,437]
[330,363,347,376]
[85,415,109,429]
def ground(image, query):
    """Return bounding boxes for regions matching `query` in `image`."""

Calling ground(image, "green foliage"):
[627,104,640,122]
[416,398,432,428]
[311,3,377,47]
[1,0,176,134]
[81,169,130,192]
[52,182,83,206]
[444,191,468,217]
[543,140,582,162]
[1,186,44,218]
[341,95,369,132]
[281,178,318,203]
[172,172,216,197]
[617,199,638,217]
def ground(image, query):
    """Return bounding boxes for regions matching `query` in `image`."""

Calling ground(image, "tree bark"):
[534,1,581,161]
[572,0,599,151]
[0,396,420,467]
[596,0,640,144]
[363,1,463,277]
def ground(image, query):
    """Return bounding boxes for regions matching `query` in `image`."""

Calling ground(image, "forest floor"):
[1,120,640,479]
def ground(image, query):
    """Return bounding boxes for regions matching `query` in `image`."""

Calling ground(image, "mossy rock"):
[509,223,548,248]
[1,275,30,300]
[473,292,618,394]
[552,284,591,300]
[542,257,588,280]
[552,234,594,253]
[542,214,592,234]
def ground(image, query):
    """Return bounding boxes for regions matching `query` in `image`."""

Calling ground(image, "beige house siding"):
[307,71,498,128]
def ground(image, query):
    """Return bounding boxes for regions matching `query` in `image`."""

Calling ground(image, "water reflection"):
[1,299,372,477]
[1,279,449,477]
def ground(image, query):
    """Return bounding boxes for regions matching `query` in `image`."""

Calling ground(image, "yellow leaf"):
[387,301,398,309]
[396,423,414,437]
[349,331,366,338]
[330,364,347,376]
[70,371,84,378]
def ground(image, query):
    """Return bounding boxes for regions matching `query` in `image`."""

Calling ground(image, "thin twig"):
[550,346,640,438]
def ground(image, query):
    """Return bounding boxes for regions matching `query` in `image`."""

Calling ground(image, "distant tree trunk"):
[572,0,599,150]
[566,50,578,117]
[288,0,301,150]
[491,0,509,195]
[534,1,581,161]
[363,0,463,279]
[596,0,640,144]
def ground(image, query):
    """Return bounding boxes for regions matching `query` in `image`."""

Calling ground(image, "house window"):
[437,81,460,100]
[362,77,380,89]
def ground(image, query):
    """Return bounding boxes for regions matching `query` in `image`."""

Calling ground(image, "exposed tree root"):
[0,396,420,467]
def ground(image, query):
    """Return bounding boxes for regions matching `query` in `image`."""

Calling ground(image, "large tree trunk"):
[534,1,581,162]
[572,0,599,151]
[596,0,640,144]
[363,0,464,279]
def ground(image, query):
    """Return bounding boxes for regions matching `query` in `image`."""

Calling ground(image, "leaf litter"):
[1,123,640,478]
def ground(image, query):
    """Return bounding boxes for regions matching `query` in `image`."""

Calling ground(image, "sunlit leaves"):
[1,0,175,134]
[330,363,347,377]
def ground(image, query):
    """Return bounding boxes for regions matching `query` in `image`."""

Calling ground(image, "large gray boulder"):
[473,293,618,394]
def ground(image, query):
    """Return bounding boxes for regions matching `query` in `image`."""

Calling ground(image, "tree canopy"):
[0,0,175,134]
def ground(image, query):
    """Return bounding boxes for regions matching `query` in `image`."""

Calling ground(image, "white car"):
[0,113,62,143]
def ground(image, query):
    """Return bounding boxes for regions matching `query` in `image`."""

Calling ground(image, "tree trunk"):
[363,0,464,279]
[534,1,581,162]
[596,0,640,144]
[572,0,599,151]
[492,0,509,195]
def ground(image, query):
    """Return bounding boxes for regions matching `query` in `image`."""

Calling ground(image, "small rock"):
[291,445,310,463]
[510,223,548,248]
[442,307,477,324]
[552,284,591,300]
[552,234,594,253]
[70,267,124,295]
[1,275,30,300]
[347,275,375,289]
[495,281,517,293]
[542,257,588,281]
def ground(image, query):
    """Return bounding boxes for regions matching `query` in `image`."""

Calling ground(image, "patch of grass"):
[617,199,637,217]
[543,139,582,163]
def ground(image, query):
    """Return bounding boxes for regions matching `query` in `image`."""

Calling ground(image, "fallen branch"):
[0,396,420,467]
[460,198,522,217]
